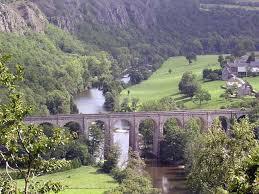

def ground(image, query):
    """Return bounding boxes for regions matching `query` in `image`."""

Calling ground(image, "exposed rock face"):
[0,1,47,33]
[32,0,158,32]
[0,0,198,34]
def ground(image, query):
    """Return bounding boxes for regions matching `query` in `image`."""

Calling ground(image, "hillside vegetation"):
[32,0,259,84]
[1,0,259,114]
[0,24,121,115]
[121,55,257,109]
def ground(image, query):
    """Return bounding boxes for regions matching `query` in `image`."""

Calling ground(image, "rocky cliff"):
[1,0,258,57]
[0,0,199,35]
[31,0,160,32]
[0,1,47,33]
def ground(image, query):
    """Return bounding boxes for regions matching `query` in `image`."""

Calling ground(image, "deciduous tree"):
[0,60,70,193]
[186,119,258,193]
[178,72,200,97]
[193,89,211,105]
[185,53,197,65]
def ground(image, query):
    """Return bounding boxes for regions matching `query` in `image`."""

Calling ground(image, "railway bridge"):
[25,110,247,157]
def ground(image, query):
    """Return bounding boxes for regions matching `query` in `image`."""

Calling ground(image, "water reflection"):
[121,74,130,84]
[75,90,130,167]
[74,89,106,114]
[114,130,129,167]
[146,162,188,194]
[113,120,130,167]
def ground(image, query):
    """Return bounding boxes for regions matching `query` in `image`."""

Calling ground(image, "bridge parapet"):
[24,109,249,158]
[24,109,249,133]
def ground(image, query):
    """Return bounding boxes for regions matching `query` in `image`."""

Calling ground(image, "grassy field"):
[17,166,117,194]
[121,55,256,109]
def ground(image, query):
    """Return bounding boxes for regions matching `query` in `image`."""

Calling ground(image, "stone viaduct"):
[24,110,247,157]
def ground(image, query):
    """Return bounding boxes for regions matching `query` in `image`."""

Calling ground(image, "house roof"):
[223,67,231,73]
[226,76,246,88]
[240,55,249,61]
[227,59,259,68]
[227,61,247,67]
[250,61,259,67]
[224,56,259,75]
[228,76,245,84]
[238,67,247,72]
[251,67,259,73]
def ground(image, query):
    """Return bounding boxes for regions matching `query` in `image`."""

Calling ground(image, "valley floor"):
[121,55,257,109]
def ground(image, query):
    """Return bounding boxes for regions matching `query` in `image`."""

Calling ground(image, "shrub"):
[0,170,25,180]
[65,142,91,165]
[0,159,81,180]
[106,151,160,194]
[203,68,221,81]
[31,181,66,194]
[0,179,18,193]
[102,145,120,173]
[70,158,82,169]
[111,168,127,183]
[37,159,74,175]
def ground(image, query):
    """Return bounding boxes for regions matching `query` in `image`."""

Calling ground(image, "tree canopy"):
[179,72,201,97]
[0,59,71,193]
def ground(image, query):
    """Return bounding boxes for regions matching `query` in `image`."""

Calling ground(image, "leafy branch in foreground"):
[0,57,71,193]
[186,118,258,193]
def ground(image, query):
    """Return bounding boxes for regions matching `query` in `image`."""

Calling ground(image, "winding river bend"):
[74,88,188,194]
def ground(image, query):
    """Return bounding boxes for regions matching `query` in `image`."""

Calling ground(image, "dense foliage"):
[138,120,156,158]
[71,0,259,68]
[203,69,222,81]
[179,72,201,97]
[88,122,105,160]
[0,59,71,193]
[185,119,259,193]
[140,97,177,111]
[160,118,202,164]
[102,145,120,173]
[193,89,212,105]
[107,151,160,194]
[2,0,259,113]
[0,25,120,115]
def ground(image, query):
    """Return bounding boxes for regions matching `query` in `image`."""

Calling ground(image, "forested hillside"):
[0,24,121,115]
[32,0,259,81]
[1,0,259,115]
[32,0,259,53]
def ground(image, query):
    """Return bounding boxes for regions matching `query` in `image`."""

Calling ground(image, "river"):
[74,88,188,194]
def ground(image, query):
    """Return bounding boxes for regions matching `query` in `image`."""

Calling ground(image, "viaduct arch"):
[24,110,247,157]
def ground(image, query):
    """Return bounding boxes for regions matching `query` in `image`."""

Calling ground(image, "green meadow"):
[121,55,256,109]
[17,166,117,194]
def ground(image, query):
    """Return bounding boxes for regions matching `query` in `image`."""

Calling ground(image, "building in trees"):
[222,55,259,80]
[226,76,252,97]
